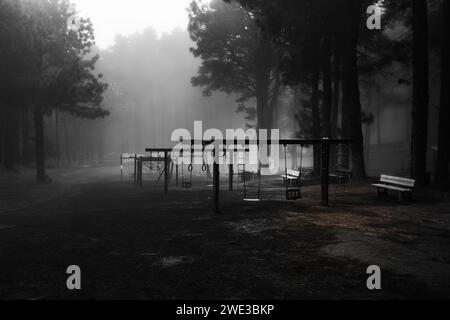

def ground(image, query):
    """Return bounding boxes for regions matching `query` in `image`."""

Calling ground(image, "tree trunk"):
[63,114,72,165]
[34,105,46,182]
[22,109,31,165]
[341,0,367,180]
[54,110,60,167]
[330,41,342,169]
[364,122,372,175]
[4,106,16,170]
[332,39,341,139]
[255,33,274,133]
[98,121,104,164]
[311,37,321,176]
[435,0,450,185]
[411,0,429,185]
[256,66,272,131]
[0,109,4,166]
[376,86,382,145]
[312,75,321,175]
[270,70,282,129]
[322,33,333,139]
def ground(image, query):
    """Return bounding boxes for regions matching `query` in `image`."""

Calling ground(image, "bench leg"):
[377,188,387,199]
[398,192,403,201]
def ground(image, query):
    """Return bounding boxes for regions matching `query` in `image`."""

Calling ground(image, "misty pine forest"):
[0,0,449,300]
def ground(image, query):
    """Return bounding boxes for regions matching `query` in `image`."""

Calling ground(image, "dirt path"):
[0,166,449,299]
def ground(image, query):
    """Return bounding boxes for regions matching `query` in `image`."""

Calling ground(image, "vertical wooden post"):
[120,155,123,180]
[213,161,220,213]
[228,164,233,191]
[176,164,179,186]
[164,151,169,195]
[139,157,143,186]
[136,158,139,185]
[134,155,137,184]
[321,142,330,206]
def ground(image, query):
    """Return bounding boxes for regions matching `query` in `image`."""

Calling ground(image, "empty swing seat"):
[244,198,261,202]
[286,188,301,200]
[281,169,301,185]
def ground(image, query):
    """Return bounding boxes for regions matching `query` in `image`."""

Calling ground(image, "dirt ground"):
[0,165,449,300]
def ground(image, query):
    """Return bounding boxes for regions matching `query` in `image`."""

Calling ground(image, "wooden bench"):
[372,175,415,201]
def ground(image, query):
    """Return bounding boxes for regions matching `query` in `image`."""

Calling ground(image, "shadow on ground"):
[0,166,449,299]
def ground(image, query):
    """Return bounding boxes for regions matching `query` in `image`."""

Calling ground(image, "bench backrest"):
[287,169,300,177]
[380,175,415,188]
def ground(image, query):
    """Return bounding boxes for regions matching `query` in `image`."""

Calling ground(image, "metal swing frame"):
[146,137,354,213]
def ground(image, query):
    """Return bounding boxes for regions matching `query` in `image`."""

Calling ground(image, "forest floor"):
[0,165,449,300]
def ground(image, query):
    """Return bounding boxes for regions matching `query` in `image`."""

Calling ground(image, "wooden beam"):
[229,164,233,191]
[164,151,169,195]
[213,162,220,213]
[133,155,137,184]
[120,156,123,180]
[175,138,354,146]
[145,148,173,153]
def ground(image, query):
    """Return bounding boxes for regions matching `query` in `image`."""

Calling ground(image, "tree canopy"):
[0,0,108,180]
[188,0,282,129]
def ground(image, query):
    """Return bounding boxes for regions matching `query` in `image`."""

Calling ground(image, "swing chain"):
[201,146,208,172]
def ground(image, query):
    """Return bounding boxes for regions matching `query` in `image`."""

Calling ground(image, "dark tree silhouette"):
[188,0,282,130]
[0,0,35,170]
[0,0,108,181]
[31,0,108,182]
[436,0,449,185]
[411,0,429,185]
[340,0,367,180]
[229,0,368,179]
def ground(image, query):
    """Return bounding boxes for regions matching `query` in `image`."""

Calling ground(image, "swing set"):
[179,145,213,189]
[143,138,353,213]
[236,143,306,202]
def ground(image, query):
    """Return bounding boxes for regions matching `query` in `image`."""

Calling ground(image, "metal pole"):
[228,164,233,191]
[321,142,330,206]
[164,151,169,195]
[213,161,220,213]
[134,155,137,184]
[138,157,143,187]
[120,156,123,180]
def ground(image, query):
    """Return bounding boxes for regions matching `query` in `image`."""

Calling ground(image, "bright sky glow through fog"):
[73,0,194,49]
